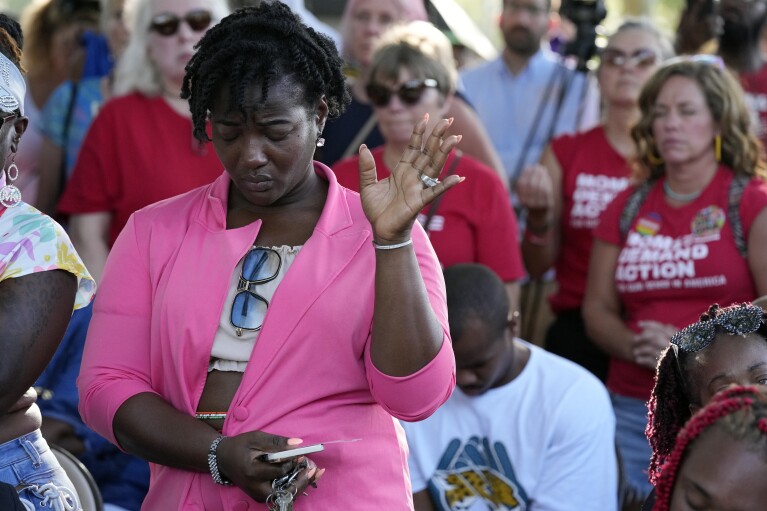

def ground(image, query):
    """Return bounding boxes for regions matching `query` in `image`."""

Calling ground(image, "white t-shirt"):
[401,341,618,511]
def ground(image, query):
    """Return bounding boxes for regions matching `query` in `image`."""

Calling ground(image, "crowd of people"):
[1,0,767,510]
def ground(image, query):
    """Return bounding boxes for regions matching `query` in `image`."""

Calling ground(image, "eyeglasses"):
[366,79,439,108]
[671,303,764,354]
[601,48,658,69]
[230,247,281,336]
[149,9,212,37]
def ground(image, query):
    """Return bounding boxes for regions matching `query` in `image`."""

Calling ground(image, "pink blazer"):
[77,163,455,510]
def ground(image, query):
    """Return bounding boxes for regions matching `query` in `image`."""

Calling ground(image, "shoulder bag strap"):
[619,179,655,242]
[341,114,379,161]
[728,174,748,257]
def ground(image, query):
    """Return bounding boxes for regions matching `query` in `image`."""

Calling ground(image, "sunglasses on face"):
[149,9,212,37]
[601,48,658,69]
[671,303,764,354]
[230,247,281,336]
[366,78,439,108]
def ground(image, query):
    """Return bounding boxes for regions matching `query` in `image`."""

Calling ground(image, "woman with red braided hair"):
[651,385,767,510]
[644,302,767,509]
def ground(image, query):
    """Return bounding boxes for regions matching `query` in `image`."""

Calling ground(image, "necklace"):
[663,181,702,202]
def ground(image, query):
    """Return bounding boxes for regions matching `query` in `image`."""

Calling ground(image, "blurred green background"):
[2,0,25,18]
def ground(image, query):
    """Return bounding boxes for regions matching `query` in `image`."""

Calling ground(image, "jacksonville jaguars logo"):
[428,436,528,510]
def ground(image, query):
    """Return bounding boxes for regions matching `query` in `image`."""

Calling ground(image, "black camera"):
[559,0,607,70]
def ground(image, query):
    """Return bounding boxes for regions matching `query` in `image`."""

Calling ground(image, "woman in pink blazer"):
[77,3,458,510]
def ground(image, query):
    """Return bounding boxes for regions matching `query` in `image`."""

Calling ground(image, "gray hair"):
[114,0,230,97]
[370,21,458,97]
[607,18,675,62]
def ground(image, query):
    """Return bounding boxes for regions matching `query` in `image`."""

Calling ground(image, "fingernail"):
[423,113,430,123]
[306,467,317,478]
[448,117,454,125]
[316,468,326,480]
[359,144,367,153]
[456,135,463,142]
[288,438,303,446]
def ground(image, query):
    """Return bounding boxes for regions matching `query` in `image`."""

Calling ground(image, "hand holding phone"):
[261,443,325,462]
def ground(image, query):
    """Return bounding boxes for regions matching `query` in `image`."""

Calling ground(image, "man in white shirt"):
[402,264,618,511]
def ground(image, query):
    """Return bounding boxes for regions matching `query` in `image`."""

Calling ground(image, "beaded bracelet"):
[372,238,413,250]
[208,435,233,486]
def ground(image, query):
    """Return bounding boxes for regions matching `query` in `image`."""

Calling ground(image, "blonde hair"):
[632,60,767,181]
[369,21,457,97]
[113,0,229,97]
[21,0,100,79]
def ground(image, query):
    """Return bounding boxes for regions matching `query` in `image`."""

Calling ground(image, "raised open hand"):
[357,114,464,244]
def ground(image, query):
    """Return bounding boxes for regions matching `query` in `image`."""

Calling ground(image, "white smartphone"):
[263,443,325,462]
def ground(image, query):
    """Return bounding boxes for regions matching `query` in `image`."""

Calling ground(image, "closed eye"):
[217,127,241,142]
[266,130,291,142]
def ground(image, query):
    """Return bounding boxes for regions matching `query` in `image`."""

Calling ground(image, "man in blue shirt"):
[461,0,598,197]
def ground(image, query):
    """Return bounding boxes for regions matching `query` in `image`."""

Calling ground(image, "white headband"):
[0,52,24,115]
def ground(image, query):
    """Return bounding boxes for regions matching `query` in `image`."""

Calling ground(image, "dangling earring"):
[714,135,722,162]
[316,134,325,148]
[0,154,21,208]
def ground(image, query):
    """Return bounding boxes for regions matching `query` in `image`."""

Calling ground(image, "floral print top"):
[0,202,94,308]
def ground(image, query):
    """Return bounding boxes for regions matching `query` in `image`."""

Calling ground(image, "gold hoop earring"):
[647,149,664,166]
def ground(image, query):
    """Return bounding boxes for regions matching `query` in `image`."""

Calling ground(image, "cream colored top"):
[209,245,302,372]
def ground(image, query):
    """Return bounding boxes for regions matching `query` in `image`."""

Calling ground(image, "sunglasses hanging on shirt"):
[230,247,282,336]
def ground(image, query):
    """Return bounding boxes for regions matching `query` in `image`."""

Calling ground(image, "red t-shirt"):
[594,167,767,399]
[549,125,631,312]
[333,147,525,282]
[57,93,223,246]
[740,64,767,150]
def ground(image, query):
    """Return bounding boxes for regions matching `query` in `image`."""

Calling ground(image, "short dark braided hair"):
[646,303,767,485]
[443,264,509,341]
[652,386,767,511]
[181,2,350,143]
